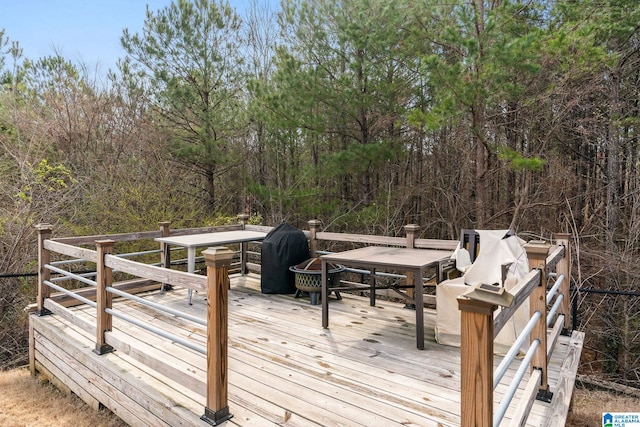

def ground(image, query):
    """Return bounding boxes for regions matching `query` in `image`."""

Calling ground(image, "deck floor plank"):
[114,294,463,423]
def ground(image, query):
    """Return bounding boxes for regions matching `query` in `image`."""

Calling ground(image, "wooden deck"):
[30,274,583,427]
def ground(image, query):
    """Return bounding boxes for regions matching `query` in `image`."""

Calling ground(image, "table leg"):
[415,267,424,350]
[369,268,376,306]
[322,259,329,328]
[188,247,196,305]
[240,242,247,275]
[160,243,172,292]
[404,271,415,309]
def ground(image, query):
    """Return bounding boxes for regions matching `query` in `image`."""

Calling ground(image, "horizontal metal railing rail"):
[45,264,97,287]
[50,271,97,281]
[547,295,564,327]
[494,311,542,389]
[114,248,162,258]
[43,279,97,308]
[546,274,565,304]
[104,307,206,354]
[494,338,541,427]
[40,261,100,308]
[311,231,458,252]
[107,286,206,327]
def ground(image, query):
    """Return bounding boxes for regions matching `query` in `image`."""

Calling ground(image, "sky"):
[1,0,258,75]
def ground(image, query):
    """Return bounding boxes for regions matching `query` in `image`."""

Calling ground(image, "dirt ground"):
[1,367,639,426]
[0,367,126,427]
[566,387,640,426]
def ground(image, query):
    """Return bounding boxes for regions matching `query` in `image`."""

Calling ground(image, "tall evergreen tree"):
[253,0,417,227]
[408,0,548,227]
[120,0,245,210]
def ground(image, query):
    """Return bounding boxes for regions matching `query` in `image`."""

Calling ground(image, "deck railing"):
[32,219,573,426]
[458,234,572,427]
[308,220,459,304]
[33,218,258,425]
[308,219,459,255]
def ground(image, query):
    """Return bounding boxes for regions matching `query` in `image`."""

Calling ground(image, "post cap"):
[457,294,498,315]
[524,240,551,257]
[404,224,420,232]
[203,246,235,266]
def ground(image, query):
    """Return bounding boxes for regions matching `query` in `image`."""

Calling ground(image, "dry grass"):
[1,367,639,426]
[0,367,127,427]
[566,387,640,427]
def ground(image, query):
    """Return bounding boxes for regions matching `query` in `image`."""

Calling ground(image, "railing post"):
[404,224,419,248]
[202,246,234,426]
[238,214,250,274]
[159,221,171,267]
[95,240,114,355]
[458,297,497,427]
[524,240,552,398]
[553,233,572,332]
[308,219,322,258]
[35,223,53,316]
[404,224,420,306]
[238,213,249,229]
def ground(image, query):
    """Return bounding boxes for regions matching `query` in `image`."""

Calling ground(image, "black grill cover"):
[260,222,310,294]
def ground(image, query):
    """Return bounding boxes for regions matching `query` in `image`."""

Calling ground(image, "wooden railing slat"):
[105,255,207,292]
[52,230,163,245]
[494,270,541,338]
[545,245,565,275]
[44,240,97,263]
[315,231,405,246]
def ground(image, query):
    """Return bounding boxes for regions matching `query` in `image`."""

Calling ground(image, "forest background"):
[1,0,639,392]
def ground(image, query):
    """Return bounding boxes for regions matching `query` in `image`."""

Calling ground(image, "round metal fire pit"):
[289,258,344,304]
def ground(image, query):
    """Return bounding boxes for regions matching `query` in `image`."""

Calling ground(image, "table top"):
[155,230,267,248]
[321,246,451,269]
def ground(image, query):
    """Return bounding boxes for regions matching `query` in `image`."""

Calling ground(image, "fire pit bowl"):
[289,258,344,305]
